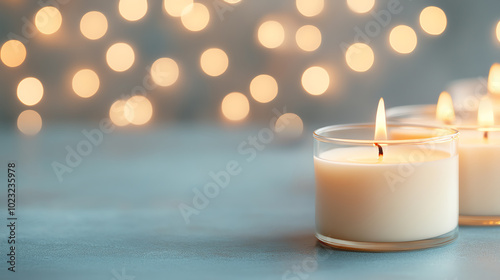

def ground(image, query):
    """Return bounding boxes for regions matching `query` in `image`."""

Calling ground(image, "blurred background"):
[1,0,500,135]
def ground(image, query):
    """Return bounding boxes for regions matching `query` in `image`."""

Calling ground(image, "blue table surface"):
[0,124,499,280]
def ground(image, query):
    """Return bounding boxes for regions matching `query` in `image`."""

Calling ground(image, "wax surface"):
[315,146,458,242]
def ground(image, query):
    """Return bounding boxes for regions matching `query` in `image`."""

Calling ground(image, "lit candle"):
[314,99,459,251]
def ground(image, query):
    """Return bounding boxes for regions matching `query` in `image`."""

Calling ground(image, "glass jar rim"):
[313,123,459,145]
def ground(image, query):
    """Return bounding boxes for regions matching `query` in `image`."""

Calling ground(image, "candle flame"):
[436,91,455,124]
[478,96,495,127]
[488,63,500,95]
[374,98,387,141]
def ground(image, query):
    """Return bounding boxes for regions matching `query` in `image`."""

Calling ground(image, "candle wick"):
[375,143,384,158]
[484,131,489,141]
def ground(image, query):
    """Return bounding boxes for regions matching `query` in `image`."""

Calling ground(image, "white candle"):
[314,99,459,249]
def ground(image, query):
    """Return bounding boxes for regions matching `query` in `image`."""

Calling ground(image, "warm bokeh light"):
[119,0,148,21]
[124,96,153,125]
[295,25,322,52]
[389,25,417,54]
[487,63,500,95]
[200,48,228,77]
[257,20,285,49]
[221,92,250,121]
[301,66,329,96]
[347,0,375,14]
[181,3,209,32]
[151,57,179,87]
[436,91,455,124]
[274,113,304,138]
[496,21,500,43]
[296,0,324,17]
[80,11,108,40]
[35,6,62,35]
[106,43,135,72]
[17,77,43,106]
[374,98,387,141]
[419,6,447,35]
[17,110,42,136]
[345,43,374,72]
[250,74,278,103]
[164,0,193,17]
[478,96,494,127]
[109,100,130,126]
[0,40,26,67]
[72,69,100,98]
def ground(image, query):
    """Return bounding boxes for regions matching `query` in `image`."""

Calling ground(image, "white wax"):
[459,132,500,216]
[315,146,458,242]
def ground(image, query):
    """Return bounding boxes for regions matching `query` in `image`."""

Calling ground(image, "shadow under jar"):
[313,124,459,251]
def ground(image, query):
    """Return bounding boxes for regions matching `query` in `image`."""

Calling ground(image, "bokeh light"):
[296,0,324,17]
[80,11,108,40]
[164,0,193,17]
[151,57,179,87]
[250,74,278,103]
[181,3,210,32]
[347,0,375,14]
[200,48,229,77]
[124,96,153,125]
[389,25,417,54]
[109,100,130,127]
[17,110,42,136]
[295,25,322,52]
[301,66,329,95]
[345,43,374,72]
[274,113,304,138]
[257,21,285,49]
[496,21,500,43]
[221,92,250,121]
[224,0,241,3]
[35,6,62,35]
[0,40,26,67]
[17,77,43,106]
[419,6,447,35]
[106,43,135,72]
[119,0,148,21]
[72,69,100,98]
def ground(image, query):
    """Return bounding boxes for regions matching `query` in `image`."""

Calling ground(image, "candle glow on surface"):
[389,25,417,54]
[257,21,285,49]
[200,48,229,77]
[296,0,324,17]
[164,0,193,17]
[436,91,456,124]
[124,96,153,125]
[119,0,148,21]
[17,77,43,106]
[80,11,108,40]
[17,110,42,136]
[487,63,500,95]
[347,0,375,14]
[221,92,250,121]
[181,3,209,32]
[0,40,26,67]
[345,43,374,72]
[72,69,100,98]
[109,100,130,126]
[295,25,322,52]
[250,74,278,103]
[301,66,329,96]
[35,6,62,35]
[106,43,135,72]
[419,6,447,36]
[151,57,179,87]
